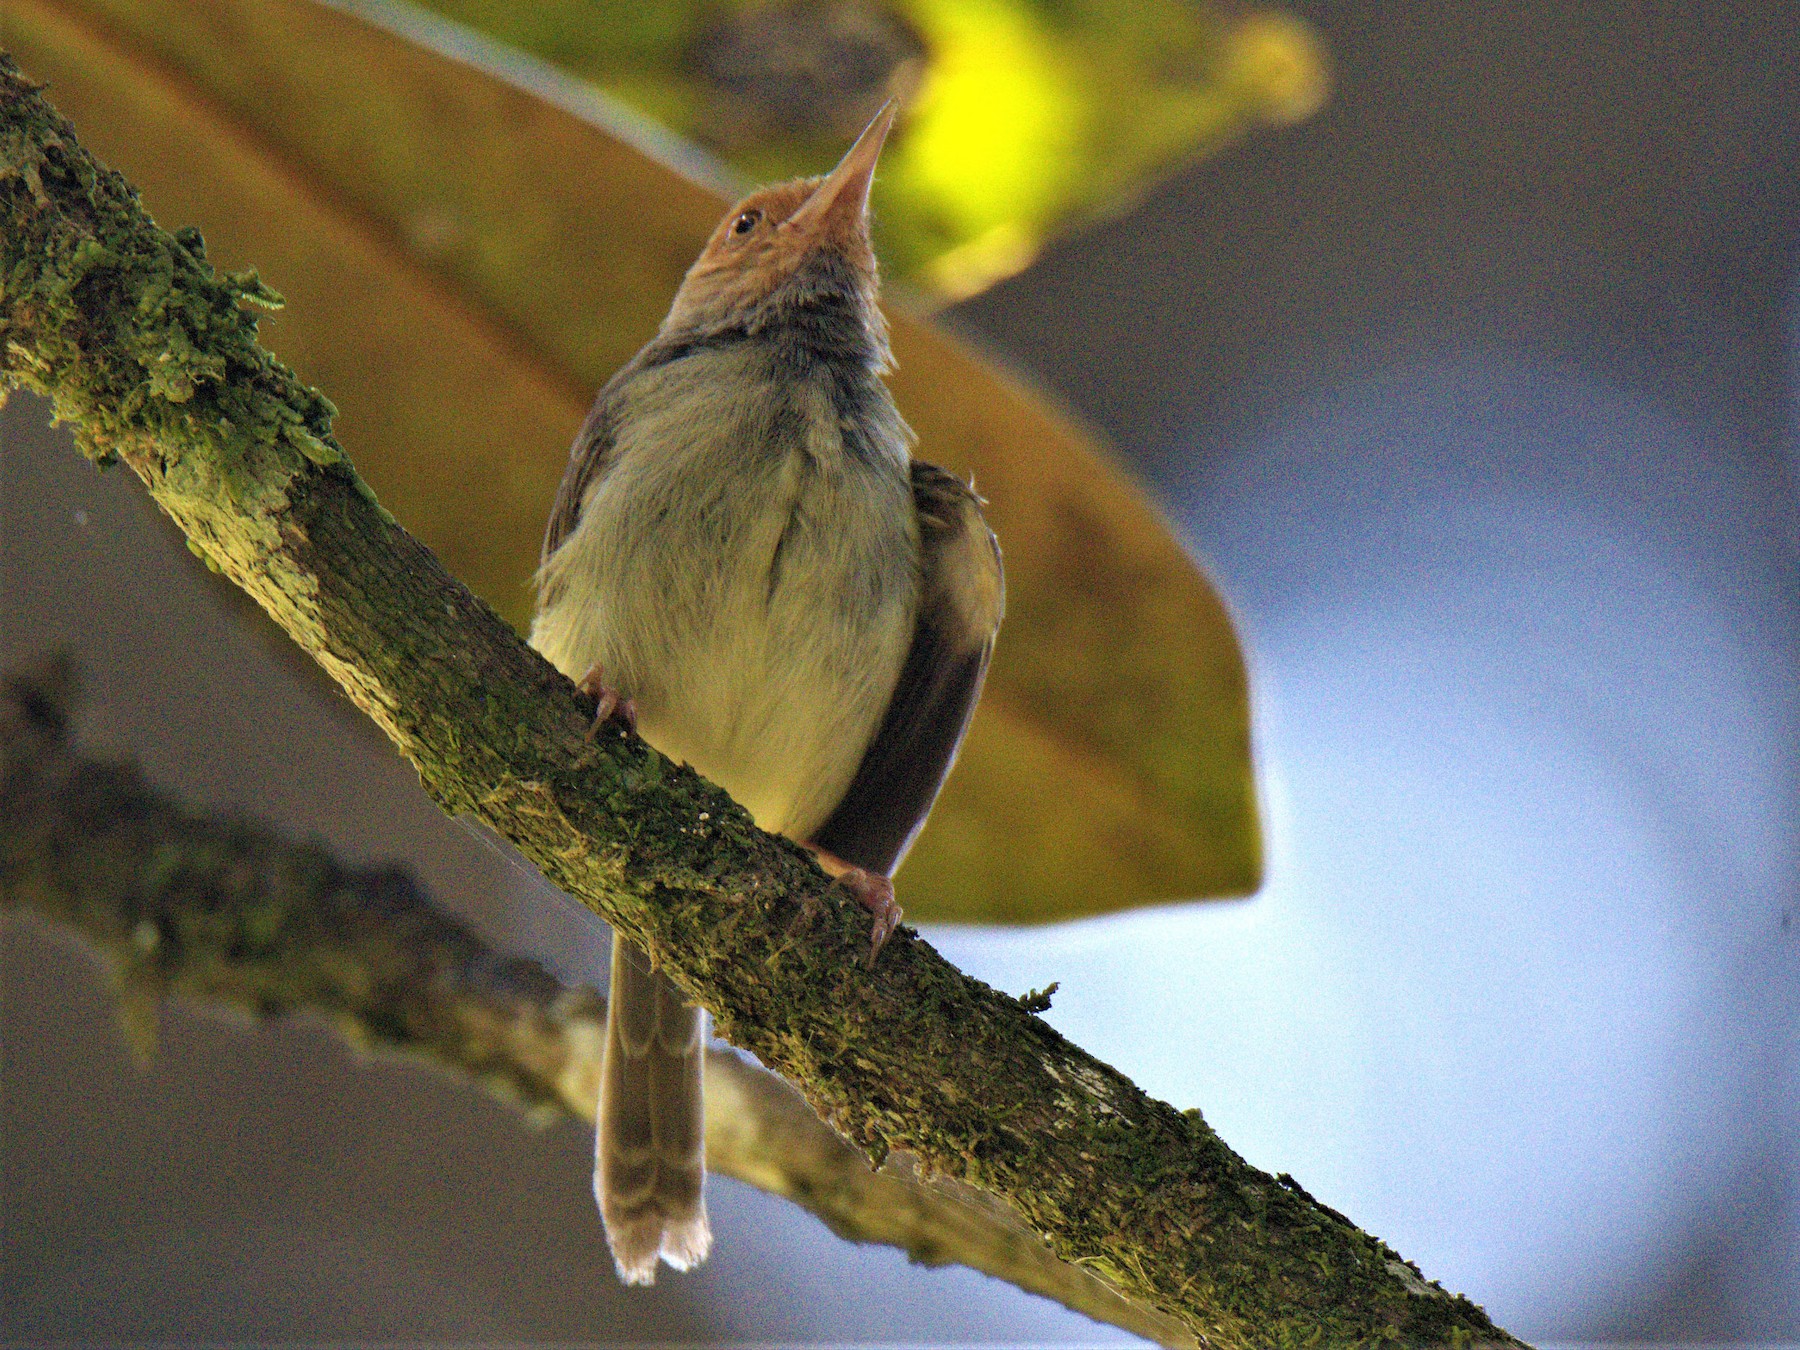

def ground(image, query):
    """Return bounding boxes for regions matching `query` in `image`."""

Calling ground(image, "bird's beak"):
[785,100,896,245]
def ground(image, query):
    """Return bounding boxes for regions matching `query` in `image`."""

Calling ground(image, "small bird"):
[529,102,1004,1285]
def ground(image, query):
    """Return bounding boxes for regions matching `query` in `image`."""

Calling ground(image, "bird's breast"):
[531,342,919,841]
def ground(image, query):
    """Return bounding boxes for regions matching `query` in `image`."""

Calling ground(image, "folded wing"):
[811,461,1005,876]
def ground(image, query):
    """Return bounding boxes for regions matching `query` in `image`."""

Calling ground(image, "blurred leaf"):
[7,0,1261,923]
[402,0,1330,298]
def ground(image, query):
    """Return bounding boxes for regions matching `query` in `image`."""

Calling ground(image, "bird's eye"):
[731,209,762,236]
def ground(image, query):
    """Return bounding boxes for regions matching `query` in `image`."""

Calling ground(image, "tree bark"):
[0,652,1195,1347]
[0,56,1527,1348]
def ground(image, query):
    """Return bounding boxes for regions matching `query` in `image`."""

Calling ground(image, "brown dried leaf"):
[8,0,1260,921]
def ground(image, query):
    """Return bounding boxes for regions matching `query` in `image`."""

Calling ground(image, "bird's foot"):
[576,663,637,741]
[804,844,902,968]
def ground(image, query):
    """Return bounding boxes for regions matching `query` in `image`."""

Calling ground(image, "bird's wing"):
[540,381,624,567]
[810,460,1005,876]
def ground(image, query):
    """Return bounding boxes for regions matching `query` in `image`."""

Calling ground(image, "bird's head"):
[662,101,896,362]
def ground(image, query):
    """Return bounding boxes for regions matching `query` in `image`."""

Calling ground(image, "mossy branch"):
[0,654,1190,1348]
[0,57,1527,1348]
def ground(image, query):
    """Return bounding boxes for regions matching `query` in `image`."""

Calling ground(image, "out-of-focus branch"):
[0,654,1192,1347]
[0,60,1526,1346]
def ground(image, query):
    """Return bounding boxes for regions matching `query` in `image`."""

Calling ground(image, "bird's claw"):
[842,871,900,964]
[577,663,637,741]
[834,865,903,968]
[801,844,903,966]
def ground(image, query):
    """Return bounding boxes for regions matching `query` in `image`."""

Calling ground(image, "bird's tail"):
[596,932,711,1284]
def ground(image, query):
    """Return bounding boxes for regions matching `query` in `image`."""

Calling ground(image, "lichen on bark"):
[0,55,1528,1348]
[0,652,1194,1347]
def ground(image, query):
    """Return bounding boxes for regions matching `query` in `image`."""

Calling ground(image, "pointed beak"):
[785,100,896,245]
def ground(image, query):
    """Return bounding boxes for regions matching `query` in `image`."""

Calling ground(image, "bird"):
[528,101,1004,1286]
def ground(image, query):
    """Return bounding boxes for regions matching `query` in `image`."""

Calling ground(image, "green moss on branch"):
[0,654,1192,1348]
[0,57,1526,1348]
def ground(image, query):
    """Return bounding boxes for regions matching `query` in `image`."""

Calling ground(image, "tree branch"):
[0,57,1526,1347]
[0,652,1193,1347]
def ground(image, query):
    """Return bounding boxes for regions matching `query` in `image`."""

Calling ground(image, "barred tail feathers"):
[596,933,710,1284]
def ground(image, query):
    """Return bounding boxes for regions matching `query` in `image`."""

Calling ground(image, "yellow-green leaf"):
[405,0,1330,298]
[8,0,1263,922]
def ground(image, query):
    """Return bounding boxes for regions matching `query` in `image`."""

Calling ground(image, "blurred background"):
[4,0,1799,1344]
